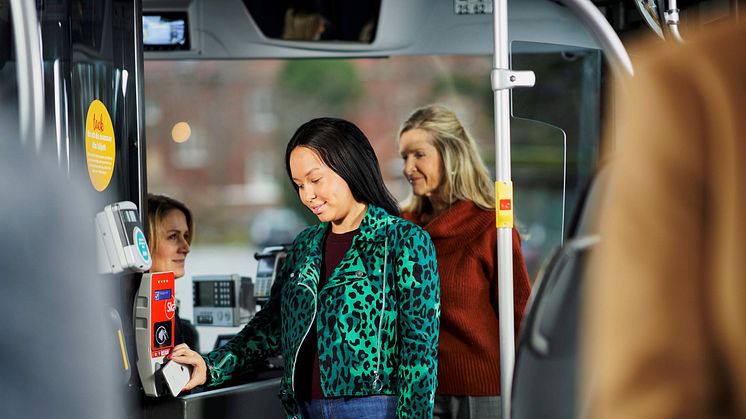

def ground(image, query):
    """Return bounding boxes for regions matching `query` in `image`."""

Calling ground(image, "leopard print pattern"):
[204,205,439,418]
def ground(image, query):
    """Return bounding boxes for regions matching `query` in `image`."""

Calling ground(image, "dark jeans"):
[297,395,396,419]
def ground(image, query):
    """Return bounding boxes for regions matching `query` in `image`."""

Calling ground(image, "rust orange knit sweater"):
[403,200,531,395]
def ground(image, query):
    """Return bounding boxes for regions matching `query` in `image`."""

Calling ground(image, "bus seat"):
[511,166,609,419]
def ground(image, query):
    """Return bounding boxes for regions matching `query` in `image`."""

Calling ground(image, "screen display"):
[214,335,234,350]
[122,210,138,222]
[154,289,172,301]
[143,13,189,50]
[256,257,275,276]
[197,282,215,306]
[195,280,235,307]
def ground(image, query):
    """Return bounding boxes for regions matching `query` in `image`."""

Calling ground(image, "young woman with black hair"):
[171,117,441,419]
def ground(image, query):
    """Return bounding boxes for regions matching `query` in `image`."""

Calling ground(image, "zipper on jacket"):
[291,280,317,392]
[371,233,388,391]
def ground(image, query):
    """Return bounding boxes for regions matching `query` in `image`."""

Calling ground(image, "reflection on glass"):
[243,0,381,43]
[510,118,567,277]
[282,8,326,41]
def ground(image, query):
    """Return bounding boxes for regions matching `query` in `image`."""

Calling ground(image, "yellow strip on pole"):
[496,181,514,228]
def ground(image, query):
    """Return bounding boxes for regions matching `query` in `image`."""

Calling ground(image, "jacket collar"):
[356,205,391,243]
[293,205,391,289]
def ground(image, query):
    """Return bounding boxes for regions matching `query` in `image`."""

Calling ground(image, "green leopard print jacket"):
[202,205,440,418]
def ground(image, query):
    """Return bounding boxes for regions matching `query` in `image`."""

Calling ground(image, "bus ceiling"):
[141,0,618,61]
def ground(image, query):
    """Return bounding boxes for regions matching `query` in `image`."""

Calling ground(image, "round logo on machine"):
[165,300,176,320]
[133,227,150,263]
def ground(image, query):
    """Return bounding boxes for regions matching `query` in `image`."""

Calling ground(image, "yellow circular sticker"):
[85,100,116,192]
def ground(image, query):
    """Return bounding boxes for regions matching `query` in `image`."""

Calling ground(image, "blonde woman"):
[147,194,198,350]
[398,104,531,419]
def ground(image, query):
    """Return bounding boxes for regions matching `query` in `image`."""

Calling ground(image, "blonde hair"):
[282,8,324,41]
[146,194,194,257]
[399,104,494,217]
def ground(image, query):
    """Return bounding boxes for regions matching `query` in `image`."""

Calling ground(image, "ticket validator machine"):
[134,271,190,397]
[253,245,289,307]
[96,201,152,275]
[95,201,153,389]
[96,201,189,398]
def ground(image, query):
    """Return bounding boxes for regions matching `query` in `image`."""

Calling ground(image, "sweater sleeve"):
[394,225,440,418]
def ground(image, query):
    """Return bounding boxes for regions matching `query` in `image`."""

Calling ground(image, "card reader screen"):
[257,257,274,276]
[196,281,234,307]
[122,210,138,223]
[197,282,215,306]
[154,289,172,301]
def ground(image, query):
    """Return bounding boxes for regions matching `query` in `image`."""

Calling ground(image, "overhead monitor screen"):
[143,12,189,51]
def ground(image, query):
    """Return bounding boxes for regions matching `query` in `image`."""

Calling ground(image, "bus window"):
[145,49,603,342]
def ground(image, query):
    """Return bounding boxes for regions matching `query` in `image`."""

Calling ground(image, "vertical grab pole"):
[493,1,514,418]
[490,1,631,417]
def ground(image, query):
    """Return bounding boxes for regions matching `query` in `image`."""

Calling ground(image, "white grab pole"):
[492,1,515,418]
[491,2,632,418]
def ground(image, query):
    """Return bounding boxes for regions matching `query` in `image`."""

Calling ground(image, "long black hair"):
[285,117,399,216]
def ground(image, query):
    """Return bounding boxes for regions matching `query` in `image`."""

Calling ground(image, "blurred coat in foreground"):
[585,23,746,418]
[0,143,125,419]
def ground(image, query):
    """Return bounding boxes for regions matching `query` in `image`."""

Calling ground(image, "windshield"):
[145,52,603,350]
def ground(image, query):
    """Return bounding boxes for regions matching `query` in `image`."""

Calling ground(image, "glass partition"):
[511,117,567,277]
[511,41,602,276]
